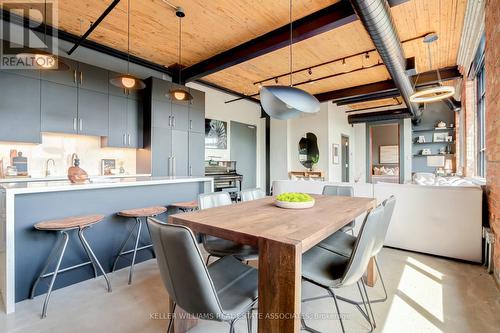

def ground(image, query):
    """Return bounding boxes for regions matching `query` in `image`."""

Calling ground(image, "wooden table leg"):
[168,297,198,333]
[258,238,302,333]
[364,256,378,287]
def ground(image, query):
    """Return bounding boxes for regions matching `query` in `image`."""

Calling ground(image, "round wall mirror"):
[298,132,319,169]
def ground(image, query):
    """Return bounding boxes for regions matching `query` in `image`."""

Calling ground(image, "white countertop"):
[0,174,152,183]
[0,176,214,195]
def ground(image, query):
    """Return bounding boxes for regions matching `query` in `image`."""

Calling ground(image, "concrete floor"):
[1,248,499,333]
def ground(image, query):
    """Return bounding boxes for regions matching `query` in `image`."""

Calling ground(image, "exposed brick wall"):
[485,0,500,285]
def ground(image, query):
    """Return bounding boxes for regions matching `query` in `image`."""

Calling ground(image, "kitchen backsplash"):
[0,133,137,178]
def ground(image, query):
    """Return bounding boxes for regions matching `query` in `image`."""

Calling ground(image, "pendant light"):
[168,7,193,102]
[15,0,68,70]
[409,33,455,103]
[109,0,145,90]
[259,0,320,120]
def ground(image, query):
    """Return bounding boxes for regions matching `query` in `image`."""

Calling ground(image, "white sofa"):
[272,180,483,262]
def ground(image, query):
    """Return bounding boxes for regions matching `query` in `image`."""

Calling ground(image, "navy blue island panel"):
[14,180,208,302]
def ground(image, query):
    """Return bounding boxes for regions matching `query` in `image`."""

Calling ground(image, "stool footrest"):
[118,244,153,256]
[40,261,93,278]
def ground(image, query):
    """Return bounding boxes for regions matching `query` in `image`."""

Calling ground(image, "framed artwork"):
[433,132,448,142]
[205,119,227,149]
[332,144,340,164]
[379,145,399,164]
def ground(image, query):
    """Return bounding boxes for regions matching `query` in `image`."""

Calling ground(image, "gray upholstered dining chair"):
[301,204,385,333]
[322,185,356,234]
[240,188,266,202]
[198,192,259,264]
[148,218,258,333]
[317,196,396,304]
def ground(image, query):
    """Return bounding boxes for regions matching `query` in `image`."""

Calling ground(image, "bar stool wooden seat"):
[31,214,112,318]
[112,206,167,284]
[170,200,198,212]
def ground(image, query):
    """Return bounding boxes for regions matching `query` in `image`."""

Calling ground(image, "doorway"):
[341,135,350,182]
[230,121,257,189]
[367,122,402,183]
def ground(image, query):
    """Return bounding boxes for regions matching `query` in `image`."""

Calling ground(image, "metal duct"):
[350,0,421,119]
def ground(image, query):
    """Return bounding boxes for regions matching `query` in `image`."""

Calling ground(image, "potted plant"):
[310,155,319,171]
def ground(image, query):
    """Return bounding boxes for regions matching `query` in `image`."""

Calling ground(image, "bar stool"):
[112,206,167,284]
[30,214,111,318]
[170,200,198,212]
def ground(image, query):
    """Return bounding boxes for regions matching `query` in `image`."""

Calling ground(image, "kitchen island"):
[0,176,213,313]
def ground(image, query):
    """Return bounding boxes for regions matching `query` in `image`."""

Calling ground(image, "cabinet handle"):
[127,134,131,146]
[79,118,83,131]
[123,134,126,146]
[172,116,176,128]
[190,119,193,130]
[168,156,172,176]
[79,71,83,85]
[73,70,77,83]
[172,156,176,176]
[189,165,193,176]
[73,118,77,131]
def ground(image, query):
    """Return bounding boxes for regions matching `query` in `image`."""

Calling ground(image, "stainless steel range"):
[205,160,243,199]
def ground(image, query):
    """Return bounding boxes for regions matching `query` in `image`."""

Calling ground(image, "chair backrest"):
[372,196,396,256]
[198,192,232,210]
[147,218,224,318]
[322,185,354,197]
[340,204,384,286]
[240,188,266,202]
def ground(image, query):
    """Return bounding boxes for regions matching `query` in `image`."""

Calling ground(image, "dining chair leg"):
[373,257,388,302]
[356,282,374,332]
[112,219,139,272]
[361,280,376,329]
[205,254,212,266]
[300,314,323,333]
[167,302,176,333]
[41,231,69,318]
[229,319,236,333]
[246,309,253,333]
[327,288,346,333]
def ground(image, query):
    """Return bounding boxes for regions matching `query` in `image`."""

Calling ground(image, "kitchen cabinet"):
[77,89,109,136]
[188,88,205,133]
[77,62,109,93]
[102,96,143,148]
[151,127,172,177]
[151,78,170,101]
[189,132,205,176]
[41,80,78,134]
[0,72,41,143]
[171,130,189,176]
[41,58,79,86]
[152,99,171,129]
[171,103,189,131]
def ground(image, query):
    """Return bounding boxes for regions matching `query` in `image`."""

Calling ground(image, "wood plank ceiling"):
[6,0,466,104]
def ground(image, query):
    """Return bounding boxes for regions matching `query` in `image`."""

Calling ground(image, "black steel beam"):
[182,0,409,82]
[196,80,260,104]
[316,66,461,103]
[67,0,121,55]
[347,108,412,124]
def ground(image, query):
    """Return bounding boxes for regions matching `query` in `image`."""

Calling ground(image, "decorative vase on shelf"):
[68,153,89,184]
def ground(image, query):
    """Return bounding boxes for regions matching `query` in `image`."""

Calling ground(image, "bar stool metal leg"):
[30,233,65,300]
[78,228,112,293]
[143,217,156,258]
[41,231,69,318]
[128,217,142,285]
[112,219,139,272]
[77,229,98,279]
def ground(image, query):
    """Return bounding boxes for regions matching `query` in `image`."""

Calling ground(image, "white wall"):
[328,103,355,182]
[186,82,265,189]
[270,119,289,184]
[353,123,367,183]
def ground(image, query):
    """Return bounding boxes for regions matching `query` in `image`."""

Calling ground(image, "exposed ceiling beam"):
[67,0,120,55]
[181,0,410,82]
[315,66,461,103]
[348,108,412,124]
[196,79,260,104]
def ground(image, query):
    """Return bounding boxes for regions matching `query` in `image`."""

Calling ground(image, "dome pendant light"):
[168,7,193,102]
[259,0,320,120]
[409,33,455,103]
[110,0,145,90]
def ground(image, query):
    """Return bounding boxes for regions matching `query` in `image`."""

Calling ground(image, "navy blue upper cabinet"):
[41,80,78,134]
[41,58,79,86]
[188,88,205,133]
[77,89,109,136]
[171,103,189,131]
[102,95,143,148]
[77,63,109,93]
[0,72,41,143]
[151,78,170,101]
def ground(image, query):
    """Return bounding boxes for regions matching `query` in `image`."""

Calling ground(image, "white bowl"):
[275,199,315,209]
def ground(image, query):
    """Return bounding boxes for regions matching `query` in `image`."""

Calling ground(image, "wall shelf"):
[413,153,455,157]
[412,127,455,133]
[413,141,455,145]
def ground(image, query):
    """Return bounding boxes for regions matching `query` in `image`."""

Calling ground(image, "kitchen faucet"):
[45,158,56,177]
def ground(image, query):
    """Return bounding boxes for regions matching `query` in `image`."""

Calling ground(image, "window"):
[474,36,486,177]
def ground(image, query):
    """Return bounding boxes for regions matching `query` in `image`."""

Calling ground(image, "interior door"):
[341,135,350,182]
[230,121,257,189]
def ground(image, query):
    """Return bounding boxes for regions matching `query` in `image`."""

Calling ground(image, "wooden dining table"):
[168,194,377,333]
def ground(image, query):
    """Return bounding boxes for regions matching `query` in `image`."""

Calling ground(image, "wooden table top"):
[169,195,376,252]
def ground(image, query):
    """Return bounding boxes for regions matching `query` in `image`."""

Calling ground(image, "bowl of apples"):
[275,192,315,209]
